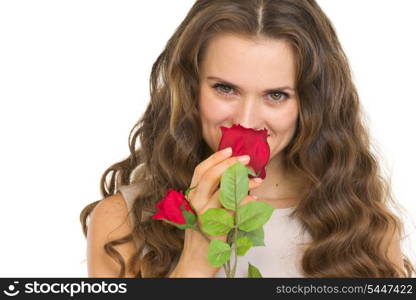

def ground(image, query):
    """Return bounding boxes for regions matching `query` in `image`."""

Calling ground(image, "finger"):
[240,193,258,206]
[207,158,262,196]
[190,147,233,188]
[203,190,236,219]
[203,189,222,212]
[197,189,223,229]
[193,172,262,214]
[211,174,262,193]
[198,155,251,198]
[248,177,263,190]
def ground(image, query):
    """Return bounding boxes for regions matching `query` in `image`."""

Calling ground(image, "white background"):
[0,0,415,277]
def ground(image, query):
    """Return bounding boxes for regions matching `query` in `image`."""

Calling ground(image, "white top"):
[118,183,311,277]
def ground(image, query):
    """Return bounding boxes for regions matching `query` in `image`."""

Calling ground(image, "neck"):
[250,154,304,209]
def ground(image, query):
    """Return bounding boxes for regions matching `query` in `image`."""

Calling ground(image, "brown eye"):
[268,91,289,103]
[213,83,234,95]
[270,93,283,101]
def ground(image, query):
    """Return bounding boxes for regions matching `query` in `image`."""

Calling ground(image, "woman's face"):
[198,33,299,162]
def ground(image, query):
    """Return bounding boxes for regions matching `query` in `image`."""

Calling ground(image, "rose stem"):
[230,225,238,277]
[223,262,229,277]
[192,225,211,243]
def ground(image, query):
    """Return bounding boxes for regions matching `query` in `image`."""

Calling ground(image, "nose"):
[232,97,263,130]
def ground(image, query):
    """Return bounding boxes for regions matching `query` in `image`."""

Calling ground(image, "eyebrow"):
[207,76,295,92]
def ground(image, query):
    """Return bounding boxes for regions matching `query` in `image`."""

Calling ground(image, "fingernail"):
[221,147,232,155]
[238,155,250,163]
[254,178,263,183]
[252,195,258,199]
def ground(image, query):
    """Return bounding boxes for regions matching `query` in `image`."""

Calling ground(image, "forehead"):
[199,33,296,87]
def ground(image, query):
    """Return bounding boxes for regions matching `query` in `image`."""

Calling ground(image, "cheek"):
[199,87,232,150]
[267,102,299,145]
[279,100,298,127]
[199,89,230,124]
[267,106,299,156]
[282,107,299,145]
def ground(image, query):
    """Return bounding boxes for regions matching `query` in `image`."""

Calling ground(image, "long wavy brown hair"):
[80,0,415,277]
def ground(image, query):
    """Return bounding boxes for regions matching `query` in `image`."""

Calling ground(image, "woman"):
[80,0,415,277]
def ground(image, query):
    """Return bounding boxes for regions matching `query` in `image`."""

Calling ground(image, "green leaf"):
[220,162,249,211]
[160,219,188,230]
[248,262,263,278]
[200,208,234,236]
[159,205,198,230]
[237,202,275,232]
[208,239,232,267]
[182,208,197,227]
[236,236,253,256]
[246,167,256,177]
[237,227,265,246]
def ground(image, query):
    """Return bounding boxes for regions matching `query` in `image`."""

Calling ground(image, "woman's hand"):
[170,148,263,277]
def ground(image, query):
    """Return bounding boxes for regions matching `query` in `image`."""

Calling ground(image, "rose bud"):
[152,188,197,229]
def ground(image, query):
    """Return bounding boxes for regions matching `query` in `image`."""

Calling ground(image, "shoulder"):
[92,192,130,224]
[87,192,139,277]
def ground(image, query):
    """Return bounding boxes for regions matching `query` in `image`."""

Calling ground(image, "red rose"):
[152,188,197,228]
[218,124,270,179]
